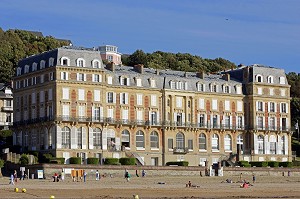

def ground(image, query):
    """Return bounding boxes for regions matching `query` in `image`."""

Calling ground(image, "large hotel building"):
[12,46,292,166]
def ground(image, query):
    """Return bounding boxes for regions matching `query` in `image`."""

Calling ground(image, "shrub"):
[104,158,119,165]
[292,161,300,167]
[0,158,4,168]
[54,158,65,164]
[19,154,29,165]
[279,162,293,167]
[166,161,189,166]
[87,158,99,165]
[239,161,251,167]
[268,161,279,167]
[39,153,53,163]
[119,158,136,165]
[250,161,268,167]
[69,157,81,164]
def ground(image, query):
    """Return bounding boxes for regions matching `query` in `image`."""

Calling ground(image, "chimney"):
[156,69,160,75]
[196,71,205,79]
[134,64,144,74]
[222,73,230,81]
[106,62,115,72]
[184,72,187,77]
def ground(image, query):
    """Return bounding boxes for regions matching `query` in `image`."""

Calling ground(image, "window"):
[199,98,205,109]
[93,74,101,82]
[281,103,287,113]
[188,139,193,151]
[269,135,276,154]
[198,133,206,150]
[176,97,183,108]
[269,102,275,112]
[210,84,218,92]
[32,63,37,71]
[212,99,218,110]
[199,114,205,127]
[136,78,142,87]
[77,73,85,81]
[94,90,100,102]
[40,60,45,69]
[257,116,263,129]
[224,116,230,128]
[136,130,145,148]
[224,85,230,93]
[151,95,157,106]
[78,89,85,100]
[235,85,242,94]
[24,65,29,73]
[269,88,274,96]
[257,87,262,95]
[61,57,70,66]
[78,106,85,119]
[257,101,263,111]
[212,134,219,151]
[176,132,185,149]
[121,130,130,148]
[108,55,113,62]
[93,128,101,147]
[281,136,285,154]
[107,92,114,103]
[258,135,264,154]
[256,75,263,82]
[225,100,230,111]
[62,88,69,100]
[62,105,70,119]
[120,76,130,86]
[120,93,128,105]
[77,58,85,67]
[213,115,218,128]
[237,116,243,129]
[93,107,101,121]
[92,60,101,68]
[136,94,143,106]
[49,72,54,80]
[170,81,176,89]
[168,138,173,149]
[269,117,275,130]
[107,76,113,84]
[150,79,156,88]
[61,72,68,80]
[49,57,54,67]
[267,76,274,83]
[150,131,159,148]
[279,77,285,84]
[17,67,22,76]
[197,83,205,92]
[62,126,71,148]
[224,134,232,151]
[77,127,83,149]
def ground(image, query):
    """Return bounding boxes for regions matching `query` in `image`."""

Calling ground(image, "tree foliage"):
[0,28,69,83]
[122,50,237,73]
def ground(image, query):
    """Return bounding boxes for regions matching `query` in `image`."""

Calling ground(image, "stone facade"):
[13,46,292,166]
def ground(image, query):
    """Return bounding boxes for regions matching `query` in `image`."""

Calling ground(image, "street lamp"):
[295,120,299,141]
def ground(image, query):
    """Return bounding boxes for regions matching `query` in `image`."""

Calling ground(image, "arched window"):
[212,133,219,150]
[224,134,232,151]
[176,132,185,149]
[61,57,70,66]
[24,65,30,73]
[40,60,45,69]
[77,127,83,149]
[258,135,264,154]
[77,58,85,67]
[237,134,243,153]
[49,58,54,67]
[17,67,22,76]
[267,76,274,83]
[281,136,285,155]
[92,59,101,68]
[197,82,205,92]
[121,129,130,148]
[62,126,71,149]
[198,133,206,150]
[223,85,230,93]
[279,77,285,84]
[256,75,263,83]
[32,62,37,71]
[150,131,159,148]
[136,130,145,148]
[93,128,101,148]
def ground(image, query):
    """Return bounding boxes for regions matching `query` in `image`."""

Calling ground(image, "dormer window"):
[223,85,230,93]
[17,67,22,76]
[170,81,176,89]
[150,79,156,88]
[24,65,30,73]
[107,75,113,85]
[120,76,130,86]
[136,77,142,87]
[40,60,45,69]
[76,58,85,67]
[267,76,274,83]
[210,83,218,92]
[92,59,101,68]
[197,82,205,92]
[61,57,70,66]
[256,74,263,83]
[279,77,285,84]
[49,58,54,67]
[235,85,242,94]
[32,63,37,71]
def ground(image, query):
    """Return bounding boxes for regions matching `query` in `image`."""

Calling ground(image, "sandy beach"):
[1,174,300,199]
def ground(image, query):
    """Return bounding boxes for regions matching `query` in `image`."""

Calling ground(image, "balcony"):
[1,106,13,112]
[173,147,189,154]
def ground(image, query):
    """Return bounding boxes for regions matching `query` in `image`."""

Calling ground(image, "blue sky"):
[1,0,299,73]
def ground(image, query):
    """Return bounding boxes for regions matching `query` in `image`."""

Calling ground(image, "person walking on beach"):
[9,173,15,185]
[61,170,65,182]
[252,174,256,183]
[14,170,18,183]
[96,170,100,181]
[125,169,130,182]
[83,170,87,183]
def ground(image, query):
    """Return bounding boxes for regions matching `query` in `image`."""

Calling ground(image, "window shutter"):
[82,127,87,149]
[127,77,130,86]
[277,135,281,155]
[100,107,104,120]
[56,126,62,149]
[265,135,269,154]
[182,113,185,125]
[286,103,289,113]
[94,90,100,101]
[174,112,177,123]
[125,93,129,104]
[115,137,121,151]
[120,93,123,104]
[199,98,204,109]
[102,128,107,150]
[284,135,288,155]
[61,72,64,80]
[76,73,79,81]
[113,92,116,103]
[256,101,258,111]
[157,111,160,124]
[89,127,93,149]
[71,126,77,149]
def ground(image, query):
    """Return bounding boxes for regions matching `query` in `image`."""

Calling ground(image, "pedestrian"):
[20,170,25,180]
[239,173,243,182]
[142,170,146,177]
[83,170,87,183]
[125,169,130,182]
[96,170,100,181]
[9,173,15,185]
[61,170,65,182]
[14,170,18,183]
[252,174,256,183]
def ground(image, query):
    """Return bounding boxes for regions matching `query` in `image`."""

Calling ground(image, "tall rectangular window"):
[168,138,173,149]
[62,88,69,100]
[188,139,193,150]
[94,90,100,102]
[78,89,85,100]
[107,92,114,103]
[136,94,143,105]
[151,95,157,106]
[199,114,205,127]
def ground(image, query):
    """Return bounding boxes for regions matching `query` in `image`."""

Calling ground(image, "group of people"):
[9,170,26,185]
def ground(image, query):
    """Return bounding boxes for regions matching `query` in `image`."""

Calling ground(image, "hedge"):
[166,161,189,166]
[69,157,81,164]
[239,161,251,167]
[119,158,136,165]
[292,161,300,167]
[250,161,268,167]
[268,161,279,167]
[104,158,119,165]
[87,158,99,165]
[279,162,293,167]
[54,158,65,164]
[19,154,29,165]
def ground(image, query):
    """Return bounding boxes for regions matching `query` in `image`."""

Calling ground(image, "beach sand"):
[1,174,300,198]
